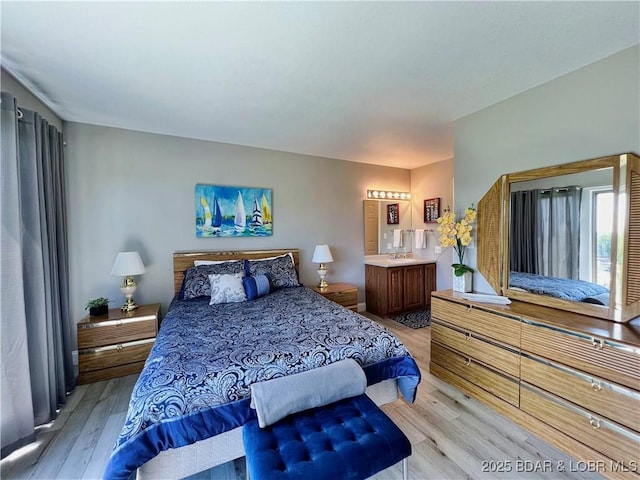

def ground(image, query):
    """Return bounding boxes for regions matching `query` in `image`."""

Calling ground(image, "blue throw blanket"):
[104,287,420,479]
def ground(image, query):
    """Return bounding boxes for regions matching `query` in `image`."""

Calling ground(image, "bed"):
[104,249,421,480]
[508,271,610,305]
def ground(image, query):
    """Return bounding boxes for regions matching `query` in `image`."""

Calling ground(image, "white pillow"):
[208,273,247,304]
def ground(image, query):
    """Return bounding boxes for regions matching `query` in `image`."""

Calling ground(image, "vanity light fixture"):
[366,190,412,201]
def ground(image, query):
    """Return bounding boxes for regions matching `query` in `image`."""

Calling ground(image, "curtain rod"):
[539,186,582,194]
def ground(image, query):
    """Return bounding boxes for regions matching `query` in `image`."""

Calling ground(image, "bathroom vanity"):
[364,256,436,316]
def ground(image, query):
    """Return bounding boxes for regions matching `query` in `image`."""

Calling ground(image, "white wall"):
[453,45,640,293]
[64,122,411,331]
[411,158,454,289]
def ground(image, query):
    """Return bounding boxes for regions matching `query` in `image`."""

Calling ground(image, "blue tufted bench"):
[242,393,411,480]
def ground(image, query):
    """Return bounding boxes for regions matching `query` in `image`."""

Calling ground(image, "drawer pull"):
[589,417,601,430]
[116,344,123,352]
[466,333,472,341]
[591,381,602,392]
[466,305,472,312]
[464,358,471,366]
[116,320,123,327]
[591,337,604,350]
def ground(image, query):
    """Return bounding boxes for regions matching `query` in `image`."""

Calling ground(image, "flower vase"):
[452,270,472,293]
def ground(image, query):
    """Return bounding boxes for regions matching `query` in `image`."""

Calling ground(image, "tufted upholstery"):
[243,394,411,480]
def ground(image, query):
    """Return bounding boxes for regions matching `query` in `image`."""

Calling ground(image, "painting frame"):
[424,197,441,223]
[195,184,273,237]
[387,203,400,225]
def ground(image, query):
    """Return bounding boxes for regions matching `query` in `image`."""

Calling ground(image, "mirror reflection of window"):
[593,190,613,287]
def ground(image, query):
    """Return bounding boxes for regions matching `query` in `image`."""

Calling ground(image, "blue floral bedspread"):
[104,287,420,479]
[509,271,609,302]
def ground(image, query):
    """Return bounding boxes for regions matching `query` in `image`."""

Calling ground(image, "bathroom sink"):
[387,258,416,263]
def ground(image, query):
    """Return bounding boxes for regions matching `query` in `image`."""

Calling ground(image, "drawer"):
[431,342,519,406]
[325,290,357,309]
[521,321,640,390]
[431,297,521,347]
[521,355,640,432]
[521,383,640,464]
[78,316,157,349]
[78,361,147,384]
[431,321,520,377]
[79,338,155,372]
[429,363,517,420]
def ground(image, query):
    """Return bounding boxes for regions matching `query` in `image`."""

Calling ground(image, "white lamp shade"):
[312,245,334,263]
[111,251,146,276]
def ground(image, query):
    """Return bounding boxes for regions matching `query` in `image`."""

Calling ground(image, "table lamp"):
[312,245,334,289]
[111,251,146,312]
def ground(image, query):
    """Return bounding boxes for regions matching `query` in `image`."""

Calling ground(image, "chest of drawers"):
[430,290,640,479]
[77,303,160,384]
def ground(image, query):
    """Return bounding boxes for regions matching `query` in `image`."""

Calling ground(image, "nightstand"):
[312,283,358,312]
[77,303,160,384]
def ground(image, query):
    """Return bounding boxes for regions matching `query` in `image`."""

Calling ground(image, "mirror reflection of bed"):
[508,167,613,307]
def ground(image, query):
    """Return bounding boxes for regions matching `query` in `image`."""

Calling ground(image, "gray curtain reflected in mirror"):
[510,186,582,279]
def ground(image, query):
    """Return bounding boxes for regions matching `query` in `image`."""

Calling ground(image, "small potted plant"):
[85,297,110,316]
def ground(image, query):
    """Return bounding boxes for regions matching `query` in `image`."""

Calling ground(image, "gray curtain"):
[537,186,582,279]
[510,186,582,279]
[1,92,74,458]
[510,190,540,273]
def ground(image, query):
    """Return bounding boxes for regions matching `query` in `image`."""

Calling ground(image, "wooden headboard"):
[173,249,300,296]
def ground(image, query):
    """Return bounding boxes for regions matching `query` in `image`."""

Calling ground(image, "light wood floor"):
[1,315,604,480]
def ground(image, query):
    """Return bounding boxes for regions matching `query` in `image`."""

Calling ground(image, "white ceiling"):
[1,1,638,169]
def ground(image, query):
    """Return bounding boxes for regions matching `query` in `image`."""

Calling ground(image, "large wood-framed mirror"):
[477,152,639,323]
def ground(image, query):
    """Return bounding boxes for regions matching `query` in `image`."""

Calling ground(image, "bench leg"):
[402,457,408,480]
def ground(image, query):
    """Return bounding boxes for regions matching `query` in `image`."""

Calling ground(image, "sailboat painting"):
[195,184,273,237]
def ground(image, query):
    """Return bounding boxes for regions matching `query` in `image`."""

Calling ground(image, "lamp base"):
[120,278,139,312]
[317,264,329,289]
[121,297,139,312]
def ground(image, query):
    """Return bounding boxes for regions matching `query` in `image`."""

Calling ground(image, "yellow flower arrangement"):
[436,205,477,276]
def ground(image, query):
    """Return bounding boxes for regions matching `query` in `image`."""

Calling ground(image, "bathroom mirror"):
[477,153,640,323]
[363,200,412,255]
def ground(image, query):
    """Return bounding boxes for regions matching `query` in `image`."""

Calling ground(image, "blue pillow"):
[243,274,271,300]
